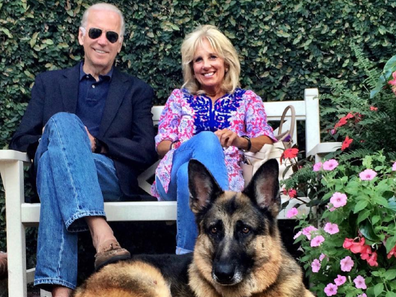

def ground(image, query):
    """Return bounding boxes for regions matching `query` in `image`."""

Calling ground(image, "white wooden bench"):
[0,88,341,297]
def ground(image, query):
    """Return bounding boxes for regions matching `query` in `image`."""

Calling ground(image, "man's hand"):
[85,127,96,152]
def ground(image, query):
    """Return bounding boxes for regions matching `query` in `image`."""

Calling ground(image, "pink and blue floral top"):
[151,88,276,199]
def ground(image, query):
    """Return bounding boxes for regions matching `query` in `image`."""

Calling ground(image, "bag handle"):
[277,105,296,145]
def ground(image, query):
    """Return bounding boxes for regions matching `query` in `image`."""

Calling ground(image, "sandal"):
[94,240,130,271]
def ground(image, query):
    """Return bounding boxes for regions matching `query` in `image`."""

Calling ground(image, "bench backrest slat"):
[151,100,307,124]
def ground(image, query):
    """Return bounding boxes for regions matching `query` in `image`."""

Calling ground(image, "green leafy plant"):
[290,153,396,296]
[281,51,396,296]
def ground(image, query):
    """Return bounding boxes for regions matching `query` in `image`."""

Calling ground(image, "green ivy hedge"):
[1,0,396,250]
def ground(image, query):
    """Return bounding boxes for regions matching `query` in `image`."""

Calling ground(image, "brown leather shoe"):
[94,240,130,271]
[0,252,7,280]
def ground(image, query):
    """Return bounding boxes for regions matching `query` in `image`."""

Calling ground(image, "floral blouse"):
[151,88,276,199]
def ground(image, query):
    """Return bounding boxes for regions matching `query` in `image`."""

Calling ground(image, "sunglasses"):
[88,28,119,44]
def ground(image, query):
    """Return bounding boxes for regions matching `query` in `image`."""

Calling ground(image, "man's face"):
[78,9,123,77]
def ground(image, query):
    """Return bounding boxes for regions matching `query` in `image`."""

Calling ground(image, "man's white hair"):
[80,3,125,38]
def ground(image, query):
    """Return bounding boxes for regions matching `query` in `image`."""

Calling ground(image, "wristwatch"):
[241,135,251,152]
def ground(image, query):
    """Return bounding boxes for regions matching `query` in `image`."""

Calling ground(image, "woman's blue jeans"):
[155,131,228,254]
[33,112,123,290]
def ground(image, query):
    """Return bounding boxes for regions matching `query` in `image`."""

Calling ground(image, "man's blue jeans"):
[155,131,229,254]
[33,112,123,290]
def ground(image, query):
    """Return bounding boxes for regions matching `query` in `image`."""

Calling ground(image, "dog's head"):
[188,159,281,290]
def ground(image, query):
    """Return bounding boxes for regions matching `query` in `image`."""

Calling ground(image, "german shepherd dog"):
[74,159,313,297]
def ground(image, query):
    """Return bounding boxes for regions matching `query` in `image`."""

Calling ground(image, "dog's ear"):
[188,159,224,214]
[242,159,280,215]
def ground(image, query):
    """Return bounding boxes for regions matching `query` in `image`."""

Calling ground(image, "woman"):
[153,25,276,254]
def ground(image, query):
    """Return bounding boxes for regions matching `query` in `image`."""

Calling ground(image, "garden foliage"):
[1,0,396,251]
[281,49,396,296]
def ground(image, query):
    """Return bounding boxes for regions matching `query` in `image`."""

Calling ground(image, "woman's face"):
[192,38,226,95]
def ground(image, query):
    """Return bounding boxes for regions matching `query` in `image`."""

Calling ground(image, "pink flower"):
[343,237,365,254]
[286,207,298,218]
[370,106,378,111]
[366,251,378,267]
[280,148,299,164]
[388,71,396,86]
[392,162,396,171]
[293,231,302,240]
[340,256,354,272]
[353,275,367,289]
[311,259,321,273]
[359,169,377,181]
[334,116,348,128]
[387,244,396,259]
[324,222,339,235]
[313,162,322,172]
[323,159,339,171]
[334,274,346,286]
[341,136,353,151]
[311,235,325,247]
[319,253,326,261]
[288,189,297,198]
[327,205,336,212]
[358,294,367,297]
[302,226,318,240]
[324,283,338,296]
[330,192,347,208]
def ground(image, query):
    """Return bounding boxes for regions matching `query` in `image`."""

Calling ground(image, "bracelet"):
[94,138,103,154]
[241,135,251,152]
[169,140,180,150]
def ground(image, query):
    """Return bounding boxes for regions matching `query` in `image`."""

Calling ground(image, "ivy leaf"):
[0,27,12,38]
[29,32,39,48]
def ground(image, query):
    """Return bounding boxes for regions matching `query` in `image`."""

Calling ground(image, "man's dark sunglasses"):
[88,28,119,44]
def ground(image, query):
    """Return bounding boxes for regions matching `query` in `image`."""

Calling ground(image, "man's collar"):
[79,61,114,81]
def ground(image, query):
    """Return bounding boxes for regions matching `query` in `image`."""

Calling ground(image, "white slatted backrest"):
[151,88,320,153]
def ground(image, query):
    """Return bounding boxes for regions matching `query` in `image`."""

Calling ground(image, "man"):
[10,3,156,296]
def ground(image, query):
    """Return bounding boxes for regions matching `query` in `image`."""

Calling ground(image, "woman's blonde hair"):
[181,25,240,95]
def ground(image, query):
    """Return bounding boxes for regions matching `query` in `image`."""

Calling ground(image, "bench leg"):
[1,160,28,297]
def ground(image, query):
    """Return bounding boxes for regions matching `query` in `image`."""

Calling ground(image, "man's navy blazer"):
[10,63,157,199]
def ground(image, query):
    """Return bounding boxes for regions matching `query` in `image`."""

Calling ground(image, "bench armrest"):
[0,150,30,163]
[307,142,342,162]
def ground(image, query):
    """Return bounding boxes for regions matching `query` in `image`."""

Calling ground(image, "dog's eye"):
[211,227,218,234]
[242,227,250,234]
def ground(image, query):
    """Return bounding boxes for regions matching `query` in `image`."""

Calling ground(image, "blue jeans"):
[155,131,228,254]
[33,113,123,290]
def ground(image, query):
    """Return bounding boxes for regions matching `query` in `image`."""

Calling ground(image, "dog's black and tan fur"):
[74,159,313,297]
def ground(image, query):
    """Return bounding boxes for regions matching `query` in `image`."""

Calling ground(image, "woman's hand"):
[214,129,244,149]
[157,140,173,158]
[215,129,273,152]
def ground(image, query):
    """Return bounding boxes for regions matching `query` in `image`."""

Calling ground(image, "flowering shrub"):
[288,153,396,296]
[281,52,396,296]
